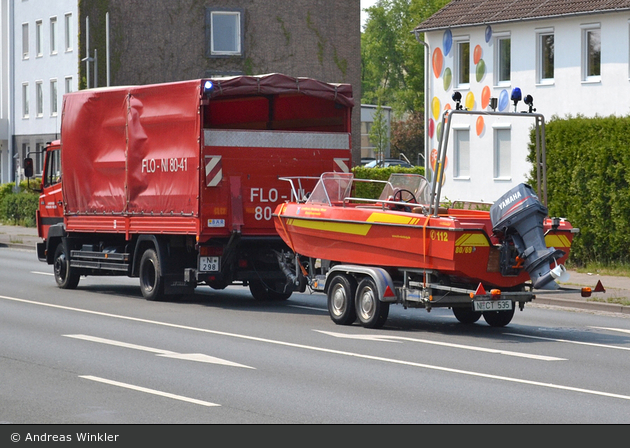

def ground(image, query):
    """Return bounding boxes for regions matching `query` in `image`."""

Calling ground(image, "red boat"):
[272,107,605,329]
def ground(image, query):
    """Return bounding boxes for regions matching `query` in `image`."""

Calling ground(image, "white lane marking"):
[316,330,565,361]
[4,294,630,401]
[506,333,630,351]
[79,375,220,407]
[64,334,254,369]
[590,326,630,335]
[32,271,54,276]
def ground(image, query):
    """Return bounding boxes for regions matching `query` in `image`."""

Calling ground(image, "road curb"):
[533,296,630,314]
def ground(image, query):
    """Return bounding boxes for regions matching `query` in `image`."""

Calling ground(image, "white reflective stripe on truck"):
[205,156,222,187]
[204,129,350,150]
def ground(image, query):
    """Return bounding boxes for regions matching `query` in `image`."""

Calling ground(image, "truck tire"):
[327,274,357,326]
[355,277,389,329]
[139,249,165,301]
[483,308,515,327]
[452,307,482,324]
[53,244,80,289]
[249,279,292,301]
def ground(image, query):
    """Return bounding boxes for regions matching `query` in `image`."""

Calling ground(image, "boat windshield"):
[378,173,431,205]
[307,172,354,206]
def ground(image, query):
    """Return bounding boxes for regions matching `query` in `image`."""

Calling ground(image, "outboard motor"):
[490,183,564,290]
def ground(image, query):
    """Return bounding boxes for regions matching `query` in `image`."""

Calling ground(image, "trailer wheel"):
[327,274,357,326]
[139,249,165,301]
[452,307,482,324]
[355,277,389,329]
[249,280,292,301]
[53,244,80,289]
[483,308,515,327]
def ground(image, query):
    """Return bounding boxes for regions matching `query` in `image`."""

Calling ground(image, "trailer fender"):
[131,235,169,278]
[327,265,397,303]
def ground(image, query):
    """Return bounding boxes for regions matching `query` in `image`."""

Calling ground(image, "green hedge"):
[0,180,41,227]
[528,115,630,266]
[352,166,425,199]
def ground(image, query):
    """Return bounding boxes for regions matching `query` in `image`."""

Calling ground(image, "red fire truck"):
[27,74,353,301]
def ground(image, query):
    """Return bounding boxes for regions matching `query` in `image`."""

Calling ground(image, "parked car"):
[363,158,414,168]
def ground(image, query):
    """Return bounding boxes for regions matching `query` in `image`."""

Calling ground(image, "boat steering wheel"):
[391,188,418,211]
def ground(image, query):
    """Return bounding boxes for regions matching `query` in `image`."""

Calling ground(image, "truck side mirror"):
[24,157,34,178]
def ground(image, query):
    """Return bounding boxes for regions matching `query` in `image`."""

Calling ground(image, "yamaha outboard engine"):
[490,183,564,290]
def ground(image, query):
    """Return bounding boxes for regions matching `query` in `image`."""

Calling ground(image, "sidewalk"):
[1,223,629,314]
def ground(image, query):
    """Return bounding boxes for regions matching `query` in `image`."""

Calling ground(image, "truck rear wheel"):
[53,244,80,289]
[452,307,482,324]
[327,274,357,326]
[249,280,292,301]
[355,277,389,329]
[483,308,515,327]
[139,249,165,301]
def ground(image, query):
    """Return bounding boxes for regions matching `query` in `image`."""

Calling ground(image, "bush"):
[0,184,39,227]
[528,114,630,266]
[352,165,425,199]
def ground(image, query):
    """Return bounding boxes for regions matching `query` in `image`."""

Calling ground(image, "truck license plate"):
[473,299,513,312]
[200,256,220,272]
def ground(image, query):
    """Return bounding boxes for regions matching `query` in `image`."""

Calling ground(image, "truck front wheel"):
[139,249,165,301]
[355,277,389,329]
[54,244,80,289]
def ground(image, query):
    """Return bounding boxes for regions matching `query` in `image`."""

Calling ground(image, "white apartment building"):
[414,0,630,203]
[0,0,78,184]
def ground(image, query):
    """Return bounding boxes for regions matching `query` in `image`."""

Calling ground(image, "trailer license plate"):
[473,299,513,312]
[200,256,220,272]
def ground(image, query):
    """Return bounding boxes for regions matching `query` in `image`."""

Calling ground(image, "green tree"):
[369,98,390,163]
[361,0,450,115]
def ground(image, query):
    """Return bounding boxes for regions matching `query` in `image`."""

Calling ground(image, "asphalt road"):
[2,246,630,425]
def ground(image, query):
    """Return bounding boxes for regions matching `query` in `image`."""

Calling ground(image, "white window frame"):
[65,76,73,94]
[36,20,43,57]
[50,16,58,55]
[65,13,73,52]
[22,83,29,118]
[536,28,554,85]
[454,36,470,89]
[22,23,29,59]
[453,126,470,179]
[36,81,43,117]
[494,32,511,86]
[209,10,242,56]
[582,23,601,83]
[50,79,58,116]
[493,125,512,180]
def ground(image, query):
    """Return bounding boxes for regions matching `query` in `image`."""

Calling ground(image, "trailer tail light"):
[581,287,592,298]
[238,259,248,268]
[490,289,501,298]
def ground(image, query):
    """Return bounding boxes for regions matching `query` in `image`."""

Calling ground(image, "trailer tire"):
[452,307,482,324]
[327,274,357,326]
[53,244,80,289]
[139,249,165,301]
[249,280,292,301]
[483,308,515,327]
[355,277,389,329]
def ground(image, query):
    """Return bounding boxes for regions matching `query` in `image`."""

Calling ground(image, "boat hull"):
[274,202,574,289]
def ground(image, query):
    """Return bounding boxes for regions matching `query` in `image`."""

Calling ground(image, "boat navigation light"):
[524,94,536,113]
[452,91,463,110]
[510,87,522,112]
